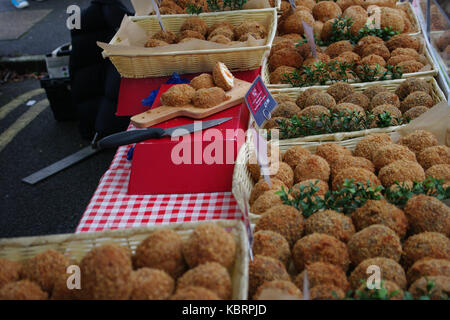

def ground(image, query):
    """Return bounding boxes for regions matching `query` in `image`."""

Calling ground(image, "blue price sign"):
[244,75,278,128]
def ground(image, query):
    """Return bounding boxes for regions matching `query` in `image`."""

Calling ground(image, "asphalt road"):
[0,0,133,57]
[0,78,116,238]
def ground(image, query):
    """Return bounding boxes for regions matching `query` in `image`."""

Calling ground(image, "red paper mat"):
[76,130,243,233]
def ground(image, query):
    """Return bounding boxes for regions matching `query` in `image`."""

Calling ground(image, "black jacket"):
[70,0,132,140]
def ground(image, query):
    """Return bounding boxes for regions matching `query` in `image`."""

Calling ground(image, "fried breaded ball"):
[274,94,296,105]
[270,162,294,187]
[380,8,404,33]
[348,225,402,265]
[312,1,342,22]
[372,144,416,170]
[282,146,311,170]
[403,105,429,120]
[426,164,450,184]
[180,17,208,36]
[0,280,48,300]
[239,32,263,41]
[417,145,450,170]
[400,91,434,113]
[331,156,375,178]
[129,268,174,300]
[310,284,345,299]
[152,30,178,44]
[79,244,132,300]
[183,223,235,268]
[253,230,290,266]
[0,258,21,289]
[404,195,450,236]
[352,200,408,238]
[269,66,296,84]
[355,280,404,300]
[269,48,303,71]
[325,40,353,58]
[253,280,303,300]
[291,179,329,199]
[254,205,304,247]
[295,0,315,10]
[378,160,425,187]
[320,19,336,40]
[294,155,330,183]
[326,82,355,102]
[50,273,77,300]
[271,40,295,55]
[402,232,450,269]
[250,178,286,205]
[207,21,234,34]
[273,102,301,118]
[370,104,402,128]
[354,36,385,55]
[303,52,331,67]
[339,93,370,110]
[332,103,366,124]
[295,88,321,109]
[391,47,420,59]
[398,130,438,156]
[370,91,400,110]
[359,54,386,68]
[292,233,350,272]
[281,10,315,34]
[296,42,322,59]
[349,257,406,290]
[343,5,368,35]
[305,92,336,109]
[208,34,231,44]
[134,229,186,279]
[190,73,214,90]
[247,144,281,182]
[336,51,361,64]
[161,84,196,106]
[207,26,234,41]
[397,60,424,73]
[235,21,267,40]
[170,286,220,300]
[409,276,450,300]
[361,43,390,61]
[177,262,231,299]
[249,255,290,298]
[332,167,381,191]
[407,259,450,285]
[395,78,431,100]
[145,39,169,48]
[192,87,228,108]
[20,249,70,294]
[305,210,355,243]
[362,85,389,101]
[159,0,184,14]
[179,30,205,41]
[298,105,331,120]
[294,262,349,292]
[354,133,393,161]
[281,33,303,42]
[315,145,352,168]
[387,55,418,66]
[386,34,420,52]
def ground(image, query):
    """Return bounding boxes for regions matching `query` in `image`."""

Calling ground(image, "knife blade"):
[96,117,232,149]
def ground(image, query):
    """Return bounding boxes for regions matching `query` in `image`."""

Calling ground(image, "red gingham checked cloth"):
[76,144,243,233]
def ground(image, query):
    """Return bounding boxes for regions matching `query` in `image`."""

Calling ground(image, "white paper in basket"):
[98,15,269,55]
[392,101,450,146]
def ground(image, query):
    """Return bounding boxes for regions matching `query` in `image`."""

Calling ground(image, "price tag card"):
[244,75,278,128]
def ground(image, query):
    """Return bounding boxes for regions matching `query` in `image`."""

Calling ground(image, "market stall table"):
[76,141,242,233]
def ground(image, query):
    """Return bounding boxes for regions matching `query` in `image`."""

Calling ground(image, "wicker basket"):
[258,77,446,151]
[398,1,422,35]
[263,36,437,89]
[105,9,277,78]
[0,220,249,300]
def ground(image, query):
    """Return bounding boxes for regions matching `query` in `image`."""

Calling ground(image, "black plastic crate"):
[40,76,77,121]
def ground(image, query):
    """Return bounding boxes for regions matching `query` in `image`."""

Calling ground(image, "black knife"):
[96,117,232,149]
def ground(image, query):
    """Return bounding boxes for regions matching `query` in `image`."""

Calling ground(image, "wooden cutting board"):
[131,79,251,128]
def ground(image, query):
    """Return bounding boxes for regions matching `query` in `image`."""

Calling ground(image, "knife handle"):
[97,128,165,149]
